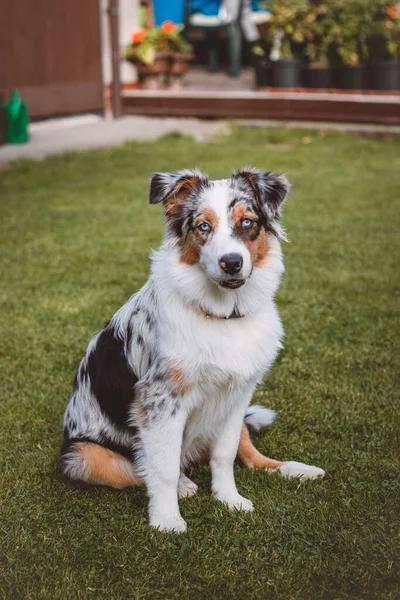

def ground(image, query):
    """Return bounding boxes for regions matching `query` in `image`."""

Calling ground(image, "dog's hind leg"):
[60,440,142,489]
[238,424,283,470]
[178,473,198,499]
[238,424,325,480]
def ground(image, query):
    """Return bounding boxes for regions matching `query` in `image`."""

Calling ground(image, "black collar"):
[200,305,246,320]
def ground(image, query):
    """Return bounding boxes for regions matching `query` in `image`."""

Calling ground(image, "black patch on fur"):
[233,220,262,242]
[126,321,134,348]
[86,325,139,429]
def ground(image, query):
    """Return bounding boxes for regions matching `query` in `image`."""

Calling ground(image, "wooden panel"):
[123,91,400,125]
[0,0,104,117]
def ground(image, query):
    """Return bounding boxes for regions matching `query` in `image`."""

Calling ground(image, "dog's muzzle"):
[218,253,246,289]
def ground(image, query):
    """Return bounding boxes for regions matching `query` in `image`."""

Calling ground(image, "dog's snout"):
[219,253,243,275]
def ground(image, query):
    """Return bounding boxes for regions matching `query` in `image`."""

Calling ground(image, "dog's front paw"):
[214,492,254,512]
[278,461,325,480]
[149,513,187,533]
[178,473,198,499]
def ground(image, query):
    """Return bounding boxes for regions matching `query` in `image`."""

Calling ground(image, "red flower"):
[132,29,146,45]
[387,5,397,18]
[161,20,175,34]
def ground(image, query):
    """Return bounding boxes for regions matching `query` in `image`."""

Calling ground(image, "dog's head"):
[149,168,290,290]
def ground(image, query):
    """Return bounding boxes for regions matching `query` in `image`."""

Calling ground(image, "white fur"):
[244,405,277,432]
[277,462,325,480]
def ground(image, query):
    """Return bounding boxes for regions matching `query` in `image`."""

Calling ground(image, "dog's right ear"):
[149,169,209,214]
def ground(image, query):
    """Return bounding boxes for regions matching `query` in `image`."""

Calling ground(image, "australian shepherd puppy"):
[61,167,324,532]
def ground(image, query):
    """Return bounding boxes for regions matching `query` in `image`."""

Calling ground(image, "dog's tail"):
[244,405,276,432]
[60,439,142,489]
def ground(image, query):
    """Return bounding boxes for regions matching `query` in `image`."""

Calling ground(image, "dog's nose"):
[219,253,243,275]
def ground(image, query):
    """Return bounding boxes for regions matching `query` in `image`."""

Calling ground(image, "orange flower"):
[161,20,175,34]
[132,29,146,45]
[387,5,397,18]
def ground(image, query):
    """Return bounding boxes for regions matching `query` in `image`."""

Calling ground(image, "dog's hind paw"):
[178,473,198,499]
[277,461,325,480]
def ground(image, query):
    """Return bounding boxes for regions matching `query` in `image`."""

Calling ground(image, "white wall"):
[100,0,140,85]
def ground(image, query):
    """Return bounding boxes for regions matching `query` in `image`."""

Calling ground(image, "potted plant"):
[126,25,171,89]
[265,0,310,88]
[369,1,400,90]
[163,21,194,89]
[326,0,372,90]
[252,43,273,89]
[303,2,333,88]
[126,22,194,90]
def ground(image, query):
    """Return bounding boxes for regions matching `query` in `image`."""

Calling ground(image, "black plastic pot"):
[303,67,331,89]
[371,60,399,90]
[254,64,273,88]
[271,60,302,88]
[339,65,366,90]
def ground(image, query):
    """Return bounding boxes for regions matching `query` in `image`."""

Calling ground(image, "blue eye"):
[242,219,253,228]
[199,223,211,232]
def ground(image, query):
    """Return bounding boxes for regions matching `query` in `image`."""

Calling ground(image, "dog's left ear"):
[149,169,209,215]
[232,168,290,223]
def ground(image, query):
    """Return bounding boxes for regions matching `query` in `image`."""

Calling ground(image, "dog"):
[60,167,324,532]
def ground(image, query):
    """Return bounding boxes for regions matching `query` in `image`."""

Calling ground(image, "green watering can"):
[4,90,29,144]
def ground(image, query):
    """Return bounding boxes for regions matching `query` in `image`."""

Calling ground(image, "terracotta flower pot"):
[127,51,170,89]
[169,53,194,89]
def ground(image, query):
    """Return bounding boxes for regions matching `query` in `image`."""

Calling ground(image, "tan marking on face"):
[195,207,219,230]
[75,442,142,488]
[231,204,269,267]
[180,207,218,265]
[180,232,201,265]
[232,203,256,225]
[237,425,283,470]
[244,227,270,267]
[170,366,191,396]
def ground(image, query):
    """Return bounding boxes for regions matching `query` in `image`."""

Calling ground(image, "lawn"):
[0,126,399,600]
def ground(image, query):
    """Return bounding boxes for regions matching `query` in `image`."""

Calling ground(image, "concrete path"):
[0,115,228,166]
[0,114,398,167]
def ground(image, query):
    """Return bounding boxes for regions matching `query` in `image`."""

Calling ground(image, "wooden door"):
[0,0,104,118]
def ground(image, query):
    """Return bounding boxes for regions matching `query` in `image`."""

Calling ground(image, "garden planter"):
[271,60,302,88]
[254,63,273,89]
[339,65,366,90]
[303,66,331,89]
[370,60,399,91]
[128,51,170,89]
[169,53,194,89]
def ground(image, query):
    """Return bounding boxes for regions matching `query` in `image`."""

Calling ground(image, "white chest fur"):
[160,299,283,384]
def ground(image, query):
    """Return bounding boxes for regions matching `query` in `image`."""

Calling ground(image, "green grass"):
[1,126,399,600]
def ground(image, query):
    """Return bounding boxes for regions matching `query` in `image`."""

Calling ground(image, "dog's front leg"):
[210,399,254,512]
[135,386,187,532]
